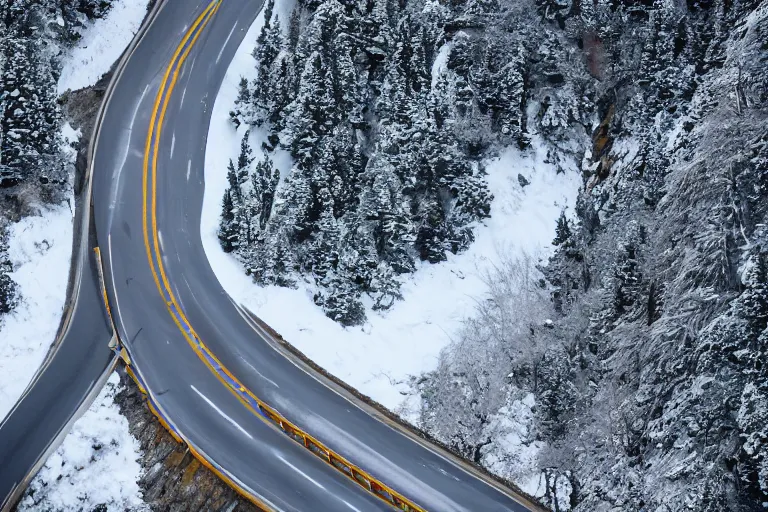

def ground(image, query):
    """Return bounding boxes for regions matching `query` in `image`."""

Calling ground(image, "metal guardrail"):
[112,318,426,512]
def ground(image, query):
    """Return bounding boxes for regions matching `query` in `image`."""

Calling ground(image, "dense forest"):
[222,0,768,508]
[0,0,113,318]
[414,0,768,510]
[3,0,766,509]
[220,0,562,325]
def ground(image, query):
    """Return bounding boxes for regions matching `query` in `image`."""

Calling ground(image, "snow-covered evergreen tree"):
[229,76,252,128]
[0,224,17,316]
[0,27,61,190]
[218,189,239,253]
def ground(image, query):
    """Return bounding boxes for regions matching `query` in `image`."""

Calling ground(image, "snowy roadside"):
[0,1,150,510]
[0,188,74,420]
[201,0,579,424]
[17,373,146,512]
[57,0,151,95]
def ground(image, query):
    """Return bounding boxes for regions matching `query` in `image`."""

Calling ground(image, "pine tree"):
[221,151,250,252]
[342,218,380,292]
[252,0,285,125]
[0,31,61,189]
[317,268,366,326]
[360,156,416,273]
[316,237,368,325]
[282,51,336,169]
[250,224,297,287]
[308,187,341,278]
[250,151,280,231]
[229,77,252,128]
[218,189,240,252]
[740,253,768,333]
[611,223,644,318]
[370,262,402,311]
[447,32,473,77]
[409,22,431,94]
[275,164,314,241]
[495,58,525,142]
[415,187,448,263]
[361,0,393,70]
[471,39,501,115]
[326,125,365,218]
[553,210,573,246]
[0,225,17,315]
[270,53,296,129]
[288,6,301,51]
[332,36,366,126]
[452,167,493,226]
[226,159,240,199]
[236,131,254,184]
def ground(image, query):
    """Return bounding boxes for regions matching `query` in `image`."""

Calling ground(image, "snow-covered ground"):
[201,6,581,416]
[17,374,146,512]
[57,0,151,94]
[0,195,74,419]
[0,2,150,509]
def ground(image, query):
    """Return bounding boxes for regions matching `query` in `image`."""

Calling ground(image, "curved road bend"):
[93,0,537,510]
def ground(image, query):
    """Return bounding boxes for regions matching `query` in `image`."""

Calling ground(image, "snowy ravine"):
[201,0,579,477]
[0,1,150,509]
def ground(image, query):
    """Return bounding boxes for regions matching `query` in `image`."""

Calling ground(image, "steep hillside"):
[419,0,768,510]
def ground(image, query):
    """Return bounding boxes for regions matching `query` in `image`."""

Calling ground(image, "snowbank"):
[202,9,581,413]
[17,373,146,512]
[0,201,73,419]
[57,0,151,94]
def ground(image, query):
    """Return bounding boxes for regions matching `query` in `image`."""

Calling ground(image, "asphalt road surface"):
[6,0,540,510]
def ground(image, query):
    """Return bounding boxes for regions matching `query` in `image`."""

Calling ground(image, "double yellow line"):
[136,2,425,511]
[143,0,220,303]
[139,2,280,509]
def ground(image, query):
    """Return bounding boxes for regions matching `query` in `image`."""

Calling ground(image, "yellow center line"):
[136,2,281,510]
[142,0,218,299]
[137,3,427,510]
[151,2,222,299]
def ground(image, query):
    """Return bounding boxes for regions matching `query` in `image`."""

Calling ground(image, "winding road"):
[1,1,542,510]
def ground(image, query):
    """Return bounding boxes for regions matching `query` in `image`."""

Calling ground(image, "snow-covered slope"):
[201,4,580,415]
[57,0,151,94]
[17,374,146,512]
